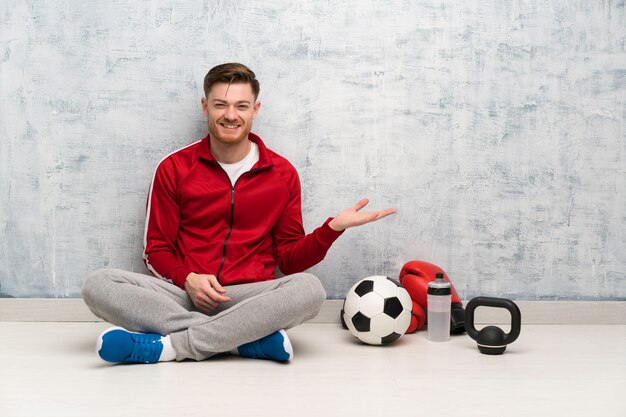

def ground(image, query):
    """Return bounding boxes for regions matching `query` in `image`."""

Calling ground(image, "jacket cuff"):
[317,217,344,246]
[171,265,194,289]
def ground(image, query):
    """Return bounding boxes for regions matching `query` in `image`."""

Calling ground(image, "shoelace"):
[128,333,162,363]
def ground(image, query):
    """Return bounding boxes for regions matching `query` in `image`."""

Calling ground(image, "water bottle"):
[427,272,451,342]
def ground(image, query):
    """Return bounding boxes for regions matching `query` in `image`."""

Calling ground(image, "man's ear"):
[201,97,209,117]
[252,100,261,119]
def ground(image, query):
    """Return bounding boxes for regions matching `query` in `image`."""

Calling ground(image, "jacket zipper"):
[215,167,267,282]
[215,182,235,282]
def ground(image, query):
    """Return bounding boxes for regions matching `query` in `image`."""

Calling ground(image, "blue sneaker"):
[237,330,293,362]
[96,327,163,364]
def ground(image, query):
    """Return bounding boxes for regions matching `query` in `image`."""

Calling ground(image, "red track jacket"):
[143,133,343,288]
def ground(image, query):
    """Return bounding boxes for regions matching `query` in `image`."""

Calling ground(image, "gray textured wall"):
[1,1,624,300]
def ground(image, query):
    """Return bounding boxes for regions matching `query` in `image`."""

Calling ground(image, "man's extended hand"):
[184,272,232,313]
[328,198,396,232]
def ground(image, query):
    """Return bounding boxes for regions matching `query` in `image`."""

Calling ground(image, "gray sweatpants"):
[81,269,326,361]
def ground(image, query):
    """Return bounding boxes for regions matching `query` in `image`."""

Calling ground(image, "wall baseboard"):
[1,298,624,324]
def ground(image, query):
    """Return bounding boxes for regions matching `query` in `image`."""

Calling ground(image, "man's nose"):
[224,106,237,120]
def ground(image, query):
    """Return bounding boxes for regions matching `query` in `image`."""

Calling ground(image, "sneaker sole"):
[279,329,294,361]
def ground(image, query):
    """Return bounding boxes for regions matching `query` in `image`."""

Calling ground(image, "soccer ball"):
[342,276,412,345]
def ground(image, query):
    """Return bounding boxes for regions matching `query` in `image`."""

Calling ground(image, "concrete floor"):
[0,321,624,417]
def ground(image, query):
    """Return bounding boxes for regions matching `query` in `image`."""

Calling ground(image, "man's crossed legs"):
[81,269,326,363]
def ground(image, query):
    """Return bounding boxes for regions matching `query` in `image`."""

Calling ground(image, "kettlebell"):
[465,297,521,355]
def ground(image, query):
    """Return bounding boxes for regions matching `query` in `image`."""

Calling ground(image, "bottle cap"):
[428,272,451,295]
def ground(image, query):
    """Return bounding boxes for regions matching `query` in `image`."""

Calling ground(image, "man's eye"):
[214,104,226,108]
[238,105,249,110]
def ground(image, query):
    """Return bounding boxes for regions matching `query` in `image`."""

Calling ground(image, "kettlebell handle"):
[465,297,521,345]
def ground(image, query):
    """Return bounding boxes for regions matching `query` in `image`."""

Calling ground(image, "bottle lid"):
[428,272,451,295]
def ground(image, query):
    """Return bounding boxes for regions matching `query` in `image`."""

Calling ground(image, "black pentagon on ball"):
[351,312,371,332]
[354,280,374,296]
[383,297,404,319]
[381,332,402,344]
[340,308,348,329]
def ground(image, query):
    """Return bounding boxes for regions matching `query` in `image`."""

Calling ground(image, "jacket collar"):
[197,132,274,168]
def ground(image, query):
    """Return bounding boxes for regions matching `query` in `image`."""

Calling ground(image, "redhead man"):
[82,63,395,363]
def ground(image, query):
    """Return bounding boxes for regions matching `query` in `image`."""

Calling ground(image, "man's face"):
[201,82,260,146]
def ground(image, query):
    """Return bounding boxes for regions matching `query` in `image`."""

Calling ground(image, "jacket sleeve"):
[143,158,193,288]
[272,170,344,275]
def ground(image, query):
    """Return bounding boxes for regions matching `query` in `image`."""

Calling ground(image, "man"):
[82,63,395,364]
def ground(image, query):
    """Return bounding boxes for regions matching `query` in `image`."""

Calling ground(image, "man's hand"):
[184,272,232,313]
[328,198,396,232]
